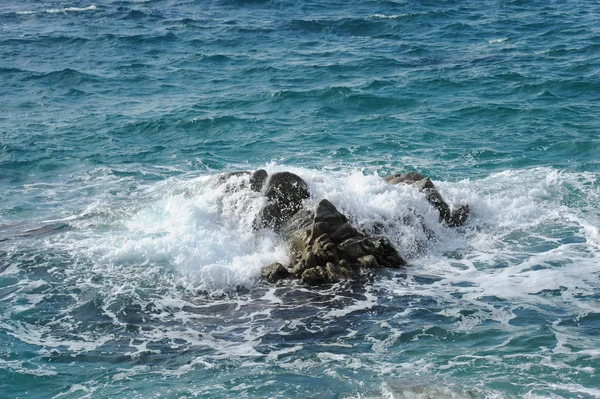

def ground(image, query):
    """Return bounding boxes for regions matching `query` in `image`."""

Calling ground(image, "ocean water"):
[1,0,600,398]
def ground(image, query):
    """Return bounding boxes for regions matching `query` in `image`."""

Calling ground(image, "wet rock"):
[301,266,328,286]
[261,262,290,283]
[357,255,380,268]
[278,199,406,285]
[250,169,268,192]
[385,172,469,227]
[448,203,469,227]
[384,172,426,185]
[254,172,311,230]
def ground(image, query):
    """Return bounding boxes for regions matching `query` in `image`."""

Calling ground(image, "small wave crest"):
[16,5,97,15]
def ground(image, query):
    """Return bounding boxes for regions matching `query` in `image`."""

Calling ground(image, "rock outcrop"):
[384,172,469,227]
[278,199,406,285]
[215,169,469,285]
[254,171,311,230]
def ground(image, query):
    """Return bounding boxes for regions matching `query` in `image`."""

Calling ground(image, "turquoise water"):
[1,0,600,398]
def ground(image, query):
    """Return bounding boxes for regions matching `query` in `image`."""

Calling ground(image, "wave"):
[16,5,97,15]
[4,165,594,293]
[22,68,101,85]
[286,15,411,37]
[46,5,98,13]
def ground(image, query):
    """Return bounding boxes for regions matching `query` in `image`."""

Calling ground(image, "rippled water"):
[1,1,600,398]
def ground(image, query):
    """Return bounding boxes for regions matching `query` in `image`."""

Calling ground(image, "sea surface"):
[1,0,600,398]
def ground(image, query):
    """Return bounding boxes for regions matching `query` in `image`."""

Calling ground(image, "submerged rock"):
[385,172,469,227]
[213,169,467,285]
[277,199,406,285]
[254,171,311,230]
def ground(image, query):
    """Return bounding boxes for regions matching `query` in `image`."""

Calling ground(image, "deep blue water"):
[1,1,600,398]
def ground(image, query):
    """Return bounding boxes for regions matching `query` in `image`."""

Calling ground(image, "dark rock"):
[261,262,290,283]
[384,172,426,185]
[338,237,367,259]
[278,199,406,285]
[254,172,311,230]
[301,266,329,286]
[357,255,380,268]
[216,169,268,193]
[385,172,469,227]
[448,204,469,227]
[250,169,268,192]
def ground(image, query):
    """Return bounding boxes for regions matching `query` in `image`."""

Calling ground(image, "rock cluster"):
[217,169,469,285]
[265,199,406,285]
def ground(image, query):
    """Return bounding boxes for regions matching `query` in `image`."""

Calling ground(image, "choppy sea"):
[1,1,600,398]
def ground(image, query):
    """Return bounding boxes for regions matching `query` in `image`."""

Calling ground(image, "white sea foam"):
[46,5,98,14]
[0,359,57,377]
[347,379,507,399]
[17,5,97,15]
[40,165,598,304]
[3,165,597,398]
[372,14,409,19]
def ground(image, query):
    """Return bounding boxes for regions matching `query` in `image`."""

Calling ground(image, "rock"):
[301,266,328,286]
[338,238,367,259]
[448,204,469,227]
[254,172,311,230]
[252,173,412,286]
[250,169,268,192]
[279,199,406,285]
[385,172,469,227]
[261,262,290,283]
[384,172,426,185]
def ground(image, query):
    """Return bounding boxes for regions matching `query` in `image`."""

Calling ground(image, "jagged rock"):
[254,172,311,230]
[385,172,469,227]
[249,172,413,286]
[279,199,406,285]
[261,262,290,283]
